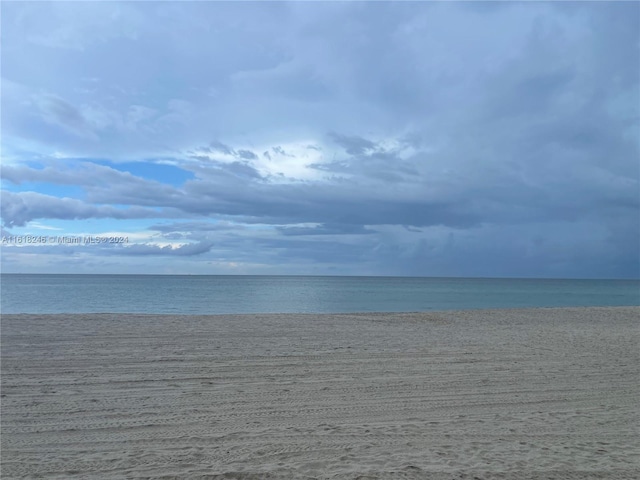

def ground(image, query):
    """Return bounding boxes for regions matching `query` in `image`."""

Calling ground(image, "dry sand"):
[1,307,639,479]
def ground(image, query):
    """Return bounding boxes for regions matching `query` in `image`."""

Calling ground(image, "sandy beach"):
[1,307,638,479]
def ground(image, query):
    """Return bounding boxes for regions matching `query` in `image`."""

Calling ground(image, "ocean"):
[1,274,638,314]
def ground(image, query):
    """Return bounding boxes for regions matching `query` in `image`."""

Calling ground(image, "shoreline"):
[2,306,639,478]
[3,304,639,316]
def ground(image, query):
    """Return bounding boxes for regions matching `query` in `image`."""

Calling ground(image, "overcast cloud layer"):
[1,1,638,278]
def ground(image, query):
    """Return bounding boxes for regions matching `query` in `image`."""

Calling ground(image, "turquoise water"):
[1,274,638,314]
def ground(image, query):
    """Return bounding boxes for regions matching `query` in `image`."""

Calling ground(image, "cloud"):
[0,1,637,277]
[148,221,242,233]
[209,141,234,155]
[115,241,214,256]
[277,223,373,236]
[236,149,258,160]
[0,191,172,227]
[35,94,86,130]
[2,161,186,207]
[328,133,377,155]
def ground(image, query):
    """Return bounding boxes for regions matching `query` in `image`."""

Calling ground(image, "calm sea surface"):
[1,274,638,314]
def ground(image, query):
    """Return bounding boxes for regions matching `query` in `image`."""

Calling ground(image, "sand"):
[1,306,638,479]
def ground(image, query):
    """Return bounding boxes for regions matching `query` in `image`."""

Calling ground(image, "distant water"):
[1,274,638,314]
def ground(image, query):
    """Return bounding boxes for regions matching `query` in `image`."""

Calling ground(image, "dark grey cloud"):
[185,158,263,181]
[148,221,241,233]
[271,146,294,157]
[0,191,173,227]
[209,141,234,155]
[488,68,575,118]
[3,162,177,191]
[236,149,258,160]
[310,146,419,183]
[277,223,373,236]
[33,94,95,138]
[328,133,377,155]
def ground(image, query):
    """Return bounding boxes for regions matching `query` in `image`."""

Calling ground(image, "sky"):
[1,1,639,278]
